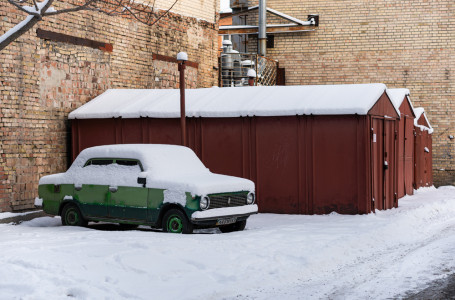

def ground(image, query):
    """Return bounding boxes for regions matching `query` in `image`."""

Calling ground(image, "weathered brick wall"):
[0,1,218,211]
[246,0,455,186]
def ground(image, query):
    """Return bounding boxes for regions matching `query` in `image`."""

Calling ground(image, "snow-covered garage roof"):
[386,88,411,110]
[414,107,434,134]
[69,83,391,119]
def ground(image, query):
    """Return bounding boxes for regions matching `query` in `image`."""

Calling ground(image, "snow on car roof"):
[71,144,209,176]
[68,84,391,119]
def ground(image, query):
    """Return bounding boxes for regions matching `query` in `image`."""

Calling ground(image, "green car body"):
[37,144,258,233]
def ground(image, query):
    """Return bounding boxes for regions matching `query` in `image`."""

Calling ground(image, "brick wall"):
[155,0,219,23]
[0,1,219,211]
[245,0,455,186]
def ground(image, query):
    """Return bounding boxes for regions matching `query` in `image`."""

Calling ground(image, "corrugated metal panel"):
[404,116,415,195]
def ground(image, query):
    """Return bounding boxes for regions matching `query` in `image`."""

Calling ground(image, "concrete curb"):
[0,210,50,224]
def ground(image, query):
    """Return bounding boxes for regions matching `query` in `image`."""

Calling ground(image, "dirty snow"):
[68,84,390,119]
[0,210,39,220]
[1,186,454,299]
[39,144,254,195]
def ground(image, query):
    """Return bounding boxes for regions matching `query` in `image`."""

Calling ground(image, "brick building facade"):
[238,0,455,186]
[0,0,220,211]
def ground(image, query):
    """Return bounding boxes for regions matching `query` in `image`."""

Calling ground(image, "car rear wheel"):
[219,220,247,233]
[162,209,193,234]
[61,204,88,227]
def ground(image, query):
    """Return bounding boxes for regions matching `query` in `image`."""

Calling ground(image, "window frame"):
[83,158,144,171]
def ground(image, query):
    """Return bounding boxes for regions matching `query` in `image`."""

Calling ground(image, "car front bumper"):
[190,204,258,225]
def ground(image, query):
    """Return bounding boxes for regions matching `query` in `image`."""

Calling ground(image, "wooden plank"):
[36,28,113,52]
[152,53,199,69]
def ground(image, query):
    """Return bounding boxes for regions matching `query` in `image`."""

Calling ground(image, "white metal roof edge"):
[69,84,392,120]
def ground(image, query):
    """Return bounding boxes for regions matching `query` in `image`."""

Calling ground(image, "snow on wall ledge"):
[68,84,389,119]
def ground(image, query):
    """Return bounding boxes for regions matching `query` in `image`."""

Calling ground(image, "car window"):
[85,159,114,166]
[78,158,143,187]
[116,159,144,171]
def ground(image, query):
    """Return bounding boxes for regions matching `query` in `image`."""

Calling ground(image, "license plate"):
[216,217,237,226]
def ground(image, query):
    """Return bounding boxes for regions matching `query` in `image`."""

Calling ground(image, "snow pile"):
[68,84,390,119]
[39,144,254,195]
[0,186,454,299]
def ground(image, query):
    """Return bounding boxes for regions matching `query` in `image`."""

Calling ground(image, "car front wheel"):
[61,204,88,227]
[219,220,247,233]
[162,209,193,234]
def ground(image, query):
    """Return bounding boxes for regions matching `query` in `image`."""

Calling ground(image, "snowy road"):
[0,186,454,299]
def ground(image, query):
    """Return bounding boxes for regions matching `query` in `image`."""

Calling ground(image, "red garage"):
[414,107,433,189]
[387,89,416,198]
[69,84,400,214]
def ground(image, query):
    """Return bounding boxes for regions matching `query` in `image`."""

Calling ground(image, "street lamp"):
[177,52,188,147]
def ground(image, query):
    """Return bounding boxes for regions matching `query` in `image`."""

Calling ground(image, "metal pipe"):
[178,61,187,146]
[258,0,267,56]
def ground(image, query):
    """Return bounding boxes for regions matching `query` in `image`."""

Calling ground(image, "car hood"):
[146,172,255,195]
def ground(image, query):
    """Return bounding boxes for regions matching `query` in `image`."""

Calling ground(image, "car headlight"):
[200,196,210,210]
[246,192,255,205]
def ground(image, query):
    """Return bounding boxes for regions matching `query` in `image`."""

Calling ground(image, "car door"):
[74,159,112,218]
[108,159,148,221]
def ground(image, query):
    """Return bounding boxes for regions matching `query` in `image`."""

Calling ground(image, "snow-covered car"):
[37,144,258,233]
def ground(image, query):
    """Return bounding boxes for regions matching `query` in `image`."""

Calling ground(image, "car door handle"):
[109,186,118,193]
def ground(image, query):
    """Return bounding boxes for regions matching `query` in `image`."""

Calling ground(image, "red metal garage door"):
[371,118,397,211]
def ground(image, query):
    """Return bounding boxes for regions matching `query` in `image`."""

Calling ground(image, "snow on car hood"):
[146,172,254,196]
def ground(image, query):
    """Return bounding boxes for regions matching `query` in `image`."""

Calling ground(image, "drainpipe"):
[258,0,267,57]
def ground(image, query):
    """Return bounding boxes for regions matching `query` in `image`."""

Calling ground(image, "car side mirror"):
[137,177,146,187]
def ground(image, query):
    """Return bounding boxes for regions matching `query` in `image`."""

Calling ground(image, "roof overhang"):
[219,6,318,35]
[219,24,315,35]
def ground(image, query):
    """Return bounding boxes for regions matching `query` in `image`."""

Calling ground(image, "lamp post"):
[177,52,188,147]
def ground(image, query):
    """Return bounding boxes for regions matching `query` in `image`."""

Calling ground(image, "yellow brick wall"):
[155,0,220,22]
[247,0,455,186]
[0,2,219,211]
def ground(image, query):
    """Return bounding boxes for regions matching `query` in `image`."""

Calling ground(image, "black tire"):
[61,204,88,227]
[219,220,247,233]
[119,223,139,230]
[162,209,193,234]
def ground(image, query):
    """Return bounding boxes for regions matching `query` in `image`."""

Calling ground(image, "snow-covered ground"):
[1,186,454,299]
